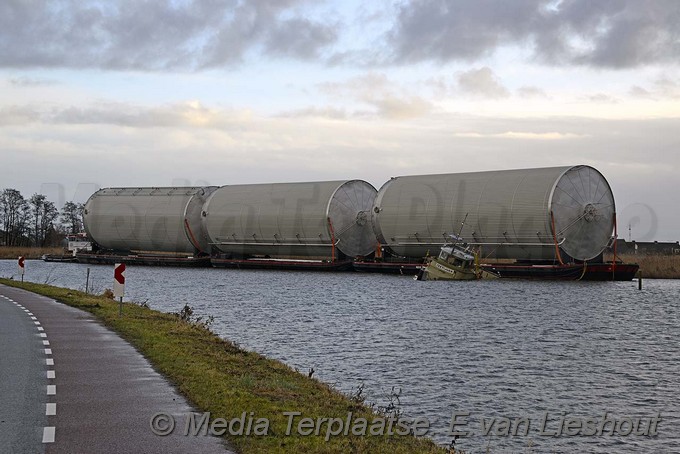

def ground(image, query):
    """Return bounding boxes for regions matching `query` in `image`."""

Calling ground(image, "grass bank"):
[604,253,680,279]
[0,246,63,259]
[0,278,443,454]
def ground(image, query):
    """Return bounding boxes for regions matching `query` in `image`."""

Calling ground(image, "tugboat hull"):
[419,258,498,281]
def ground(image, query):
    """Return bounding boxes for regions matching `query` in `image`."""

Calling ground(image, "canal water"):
[1,260,678,453]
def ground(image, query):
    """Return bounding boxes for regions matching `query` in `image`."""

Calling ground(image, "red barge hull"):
[481,263,639,281]
[211,258,353,271]
[76,253,211,267]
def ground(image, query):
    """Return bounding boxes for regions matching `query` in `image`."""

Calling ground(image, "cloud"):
[582,93,619,103]
[276,106,348,120]
[0,106,42,126]
[0,101,253,129]
[3,1,677,71]
[319,73,433,119]
[0,0,339,70]
[629,86,653,99]
[456,67,509,98]
[652,77,680,99]
[264,17,338,59]
[517,86,548,98]
[387,0,538,63]
[8,76,57,87]
[369,95,432,120]
[386,0,680,68]
[628,77,680,100]
[454,131,584,140]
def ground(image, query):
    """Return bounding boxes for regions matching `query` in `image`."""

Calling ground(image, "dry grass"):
[604,253,680,279]
[0,246,64,259]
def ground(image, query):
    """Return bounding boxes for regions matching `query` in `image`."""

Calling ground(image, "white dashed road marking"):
[2,292,57,445]
[42,427,55,443]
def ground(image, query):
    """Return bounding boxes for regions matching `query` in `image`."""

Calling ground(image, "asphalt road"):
[0,284,236,454]
[0,291,47,454]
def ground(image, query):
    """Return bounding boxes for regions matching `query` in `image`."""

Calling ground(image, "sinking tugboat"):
[416,235,498,281]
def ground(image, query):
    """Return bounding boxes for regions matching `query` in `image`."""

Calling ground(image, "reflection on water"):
[1,260,678,452]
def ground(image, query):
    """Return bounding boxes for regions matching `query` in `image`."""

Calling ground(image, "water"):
[1,260,678,453]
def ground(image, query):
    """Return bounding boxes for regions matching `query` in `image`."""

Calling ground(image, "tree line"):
[0,188,85,247]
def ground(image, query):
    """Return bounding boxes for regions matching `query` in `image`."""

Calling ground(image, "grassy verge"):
[0,246,64,259]
[0,278,444,454]
[604,253,680,279]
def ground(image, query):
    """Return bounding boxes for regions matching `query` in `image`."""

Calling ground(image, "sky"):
[0,0,678,241]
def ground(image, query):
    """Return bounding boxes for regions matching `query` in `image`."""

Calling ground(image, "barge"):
[75,253,211,267]
[480,262,640,281]
[211,257,353,271]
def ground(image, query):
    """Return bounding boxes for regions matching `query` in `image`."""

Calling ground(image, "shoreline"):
[0,278,442,454]
[3,246,678,279]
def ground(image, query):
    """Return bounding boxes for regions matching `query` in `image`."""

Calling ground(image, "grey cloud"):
[456,67,509,98]
[264,18,338,59]
[653,77,680,98]
[517,86,548,98]
[0,106,41,126]
[629,85,653,98]
[628,77,680,100]
[387,0,680,68]
[370,96,432,119]
[0,0,339,70]
[387,0,539,63]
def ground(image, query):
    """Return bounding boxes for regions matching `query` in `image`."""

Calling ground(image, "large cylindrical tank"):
[83,187,217,254]
[371,166,615,261]
[203,180,377,258]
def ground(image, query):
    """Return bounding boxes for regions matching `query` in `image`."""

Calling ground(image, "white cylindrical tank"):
[202,180,377,258]
[371,166,615,261]
[83,187,216,254]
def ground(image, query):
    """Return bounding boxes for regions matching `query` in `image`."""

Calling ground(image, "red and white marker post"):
[113,263,126,316]
[18,256,25,282]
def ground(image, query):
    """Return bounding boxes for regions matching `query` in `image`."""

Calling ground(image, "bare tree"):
[61,201,84,234]
[29,193,59,246]
[41,201,59,246]
[1,189,29,246]
[30,193,46,246]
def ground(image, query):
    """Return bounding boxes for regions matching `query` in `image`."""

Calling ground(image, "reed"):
[0,246,64,259]
[605,253,680,279]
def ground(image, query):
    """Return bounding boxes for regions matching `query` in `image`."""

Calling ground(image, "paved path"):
[0,291,48,453]
[0,284,236,454]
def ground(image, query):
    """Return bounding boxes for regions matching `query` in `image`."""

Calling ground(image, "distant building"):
[611,239,680,256]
